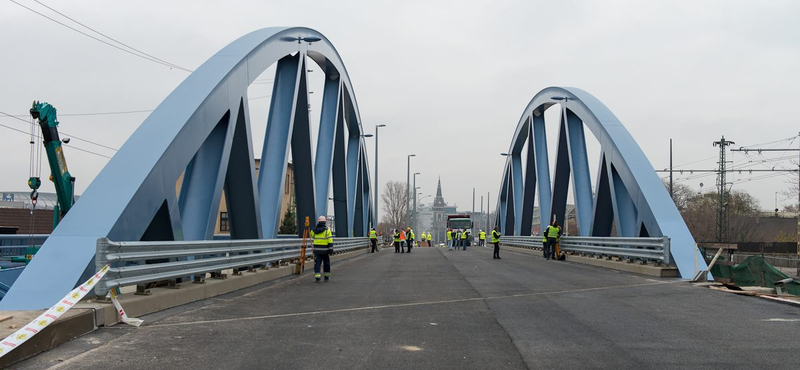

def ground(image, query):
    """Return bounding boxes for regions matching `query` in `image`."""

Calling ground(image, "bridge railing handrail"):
[499,235,671,264]
[95,237,369,296]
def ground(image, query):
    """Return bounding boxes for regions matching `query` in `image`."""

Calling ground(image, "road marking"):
[763,318,800,322]
[401,345,422,351]
[146,280,684,329]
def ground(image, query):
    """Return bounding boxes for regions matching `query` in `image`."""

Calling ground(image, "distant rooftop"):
[0,192,78,210]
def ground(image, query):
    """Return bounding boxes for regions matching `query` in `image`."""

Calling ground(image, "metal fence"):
[96,237,369,296]
[500,235,671,264]
[0,235,48,258]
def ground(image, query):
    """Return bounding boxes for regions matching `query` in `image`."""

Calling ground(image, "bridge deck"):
[13,246,800,370]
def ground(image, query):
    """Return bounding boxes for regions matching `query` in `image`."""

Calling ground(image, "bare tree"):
[381,181,408,229]
[779,176,799,212]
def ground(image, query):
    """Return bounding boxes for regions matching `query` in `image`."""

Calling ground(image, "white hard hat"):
[318,215,327,223]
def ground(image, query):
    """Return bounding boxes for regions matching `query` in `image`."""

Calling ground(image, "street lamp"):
[406,154,416,227]
[373,124,386,229]
[413,173,420,234]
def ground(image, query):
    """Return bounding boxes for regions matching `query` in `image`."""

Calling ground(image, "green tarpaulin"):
[711,256,800,296]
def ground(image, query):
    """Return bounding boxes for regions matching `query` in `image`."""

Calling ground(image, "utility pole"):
[486,192,490,232]
[730,132,800,275]
[374,124,386,229]
[406,154,415,227]
[713,136,735,243]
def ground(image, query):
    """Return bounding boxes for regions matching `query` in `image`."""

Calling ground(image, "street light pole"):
[406,154,415,227]
[374,124,385,229]
[413,172,420,234]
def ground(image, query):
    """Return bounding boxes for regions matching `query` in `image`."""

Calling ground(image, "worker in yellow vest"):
[311,215,334,282]
[394,229,402,253]
[460,229,468,250]
[426,232,432,247]
[479,230,486,246]
[369,227,378,253]
[543,220,562,260]
[492,226,501,259]
[407,228,415,253]
[445,229,453,250]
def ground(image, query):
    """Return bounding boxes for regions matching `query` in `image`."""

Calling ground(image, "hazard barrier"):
[0,265,113,359]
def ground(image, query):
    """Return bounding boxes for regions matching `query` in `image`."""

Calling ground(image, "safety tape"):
[0,264,139,359]
[109,289,143,327]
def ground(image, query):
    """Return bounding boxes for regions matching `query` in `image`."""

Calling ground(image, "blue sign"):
[2,193,14,202]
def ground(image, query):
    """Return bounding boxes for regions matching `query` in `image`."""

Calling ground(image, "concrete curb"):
[0,246,374,367]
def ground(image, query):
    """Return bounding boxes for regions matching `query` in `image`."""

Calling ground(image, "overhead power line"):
[0,110,119,152]
[8,0,192,72]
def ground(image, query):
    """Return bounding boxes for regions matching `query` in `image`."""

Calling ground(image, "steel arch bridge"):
[2,27,373,309]
[495,87,706,278]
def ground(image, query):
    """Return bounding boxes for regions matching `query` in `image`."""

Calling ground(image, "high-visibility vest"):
[446,231,452,240]
[491,230,500,243]
[542,234,547,243]
[311,227,333,252]
[409,231,415,240]
[479,231,486,240]
[427,233,432,241]
[394,232,401,242]
[546,226,561,239]
[369,230,377,239]
[461,232,467,240]
[400,231,406,241]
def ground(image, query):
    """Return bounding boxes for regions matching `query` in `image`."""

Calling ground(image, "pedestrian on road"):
[460,229,468,250]
[479,230,486,246]
[427,232,432,247]
[369,227,379,253]
[400,228,407,253]
[407,228,415,253]
[394,229,402,253]
[311,215,334,282]
[446,229,453,250]
[543,220,562,260]
[492,226,501,259]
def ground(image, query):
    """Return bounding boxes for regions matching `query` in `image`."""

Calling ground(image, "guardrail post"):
[95,238,112,298]
[662,236,671,265]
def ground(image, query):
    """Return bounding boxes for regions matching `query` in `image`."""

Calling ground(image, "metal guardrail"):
[500,235,671,264]
[0,235,48,258]
[95,237,369,296]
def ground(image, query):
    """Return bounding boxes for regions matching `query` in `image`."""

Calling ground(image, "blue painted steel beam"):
[258,54,302,238]
[564,109,593,235]
[519,118,537,236]
[224,100,262,239]
[179,111,233,241]
[549,114,570,227]
[290,59,318,236]
[532,111,552,230]
[313,74,342,218]
[510,154,524,235]
[590,154,614,236]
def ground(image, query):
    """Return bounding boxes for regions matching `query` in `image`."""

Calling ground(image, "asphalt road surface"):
[11,245,800,370]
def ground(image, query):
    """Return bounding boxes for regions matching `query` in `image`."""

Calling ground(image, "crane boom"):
[30,101,75,226]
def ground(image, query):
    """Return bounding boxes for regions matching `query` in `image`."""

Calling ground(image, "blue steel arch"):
[495,87,706,278]
[2,27,373,309]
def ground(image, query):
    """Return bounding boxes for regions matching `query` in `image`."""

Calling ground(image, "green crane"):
[28,101,75,228]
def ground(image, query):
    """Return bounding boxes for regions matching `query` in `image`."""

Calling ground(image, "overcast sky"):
[1,0,798,217]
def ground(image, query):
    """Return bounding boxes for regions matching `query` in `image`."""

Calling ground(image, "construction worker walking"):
[369,227,379,253]
[492,226,501,259]
[479,230,486,246]
[311,215,334,282]
[543,220,562,260]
